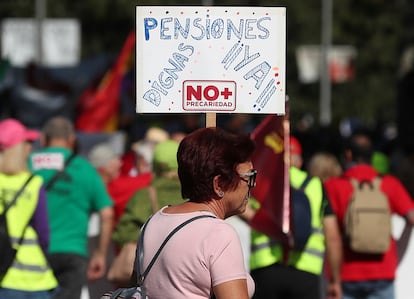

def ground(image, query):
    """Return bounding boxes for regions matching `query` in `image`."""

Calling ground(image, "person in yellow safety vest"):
[241,136,343,299]
[0,118,58,299]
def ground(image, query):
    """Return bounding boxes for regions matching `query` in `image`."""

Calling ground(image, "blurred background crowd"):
[1,0,414,156]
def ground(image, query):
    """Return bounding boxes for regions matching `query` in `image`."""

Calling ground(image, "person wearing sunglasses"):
[130,127,256,299]
[239,169,257,198]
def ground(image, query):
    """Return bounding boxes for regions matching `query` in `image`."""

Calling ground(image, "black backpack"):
[290,176,313,251]
[0,213,16,276]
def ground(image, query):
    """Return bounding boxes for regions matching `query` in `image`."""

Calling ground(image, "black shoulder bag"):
[101,214,216,299]
[0,174,35,276]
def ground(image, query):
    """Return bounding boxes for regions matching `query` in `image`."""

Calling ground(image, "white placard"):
[1,19,37,66]
[136,6,286,114]
[1,18,80,67]
[42,20,80,67]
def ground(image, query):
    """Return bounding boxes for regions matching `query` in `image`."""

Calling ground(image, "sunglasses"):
[239,169,257,189]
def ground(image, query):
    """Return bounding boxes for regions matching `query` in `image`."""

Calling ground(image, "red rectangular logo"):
[183,80,236,111]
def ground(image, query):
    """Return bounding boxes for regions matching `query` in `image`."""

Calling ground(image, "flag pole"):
[35,0,46,65]
[319,0,333,126]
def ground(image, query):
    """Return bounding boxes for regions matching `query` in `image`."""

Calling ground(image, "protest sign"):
[136,6,286,114]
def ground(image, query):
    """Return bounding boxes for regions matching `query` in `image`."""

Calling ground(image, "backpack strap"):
[299,175,312,191]
[350,178,359,189]
[371,177,382,189]
[1,173,35,251]
[350,177,381,190]
[45,152,76,191]
[2,174,35,215]
[137,214,216,285]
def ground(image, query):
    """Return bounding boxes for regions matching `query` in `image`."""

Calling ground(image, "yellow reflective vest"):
[250,167,325,275]
[0,172,57,291]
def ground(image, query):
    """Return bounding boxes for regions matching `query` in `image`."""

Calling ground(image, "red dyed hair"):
[178,127,255,202]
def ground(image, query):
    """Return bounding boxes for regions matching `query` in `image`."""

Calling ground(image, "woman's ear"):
[213,175,223,198]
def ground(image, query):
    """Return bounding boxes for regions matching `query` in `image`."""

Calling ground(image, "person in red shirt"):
[324,130,414,299]
[88,143,153,226]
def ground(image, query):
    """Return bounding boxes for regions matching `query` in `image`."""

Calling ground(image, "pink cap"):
[0,119,40,150]
[290,136,302,156]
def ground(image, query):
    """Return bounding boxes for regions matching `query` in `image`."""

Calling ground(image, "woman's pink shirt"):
[135,207,255,298]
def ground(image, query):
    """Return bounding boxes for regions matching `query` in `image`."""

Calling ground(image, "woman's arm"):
[213,279,249,299]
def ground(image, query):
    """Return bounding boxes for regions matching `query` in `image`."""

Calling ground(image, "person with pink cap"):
[0,118,58,298]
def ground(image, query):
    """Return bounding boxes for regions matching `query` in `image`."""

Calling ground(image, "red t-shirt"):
[324,164,414,281]
[107,172,152,225]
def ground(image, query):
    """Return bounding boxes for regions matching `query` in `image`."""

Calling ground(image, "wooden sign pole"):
[205,112,217,128]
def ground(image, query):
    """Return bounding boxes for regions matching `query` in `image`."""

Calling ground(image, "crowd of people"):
[1,113,414,299]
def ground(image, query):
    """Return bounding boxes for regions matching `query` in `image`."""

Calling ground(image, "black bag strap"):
[1,174,35,249]
[137,214,216,285]
[299,175,312,191]
[2,174,35,215]
[45,152,76,191]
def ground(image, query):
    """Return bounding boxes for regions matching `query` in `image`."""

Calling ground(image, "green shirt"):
[28,147,113,257]
[112,176,184,248]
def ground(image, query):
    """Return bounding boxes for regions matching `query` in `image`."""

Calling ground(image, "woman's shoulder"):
[155,209,236,236]
[185,214,239,241]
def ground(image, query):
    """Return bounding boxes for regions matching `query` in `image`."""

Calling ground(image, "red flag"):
[76,31,136,132]
[250,114,292,247]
